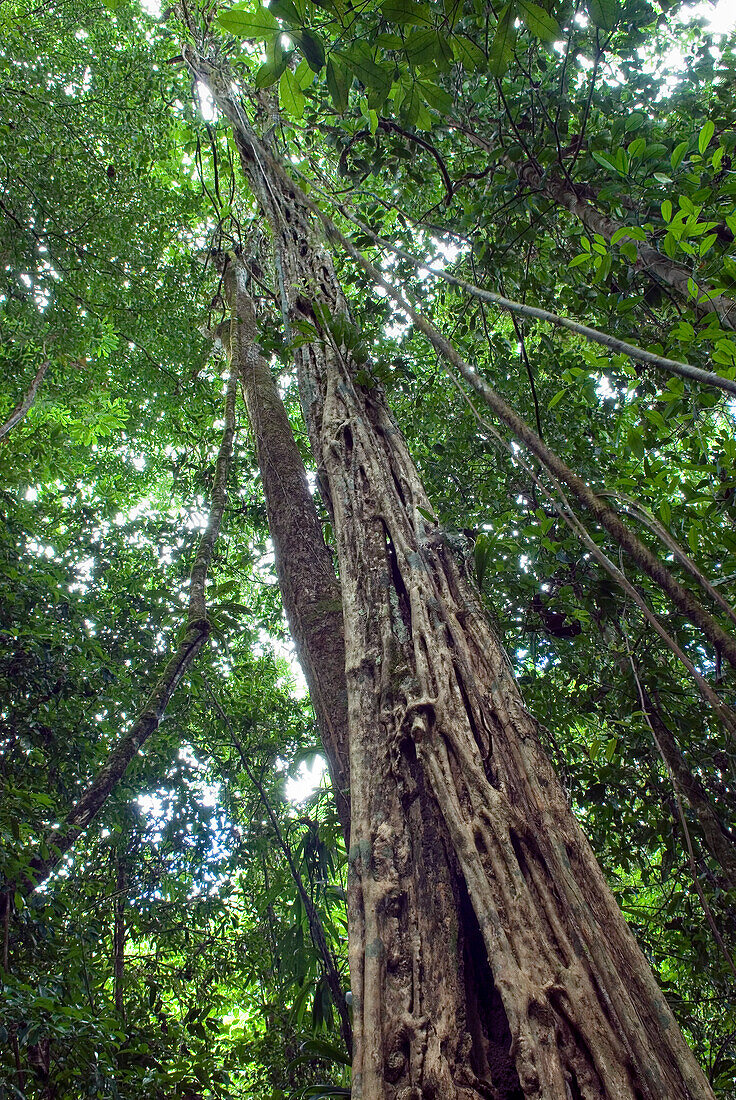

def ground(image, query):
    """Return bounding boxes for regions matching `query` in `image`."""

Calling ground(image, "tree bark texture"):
[220,258,351,837]
[190,55,717,1100]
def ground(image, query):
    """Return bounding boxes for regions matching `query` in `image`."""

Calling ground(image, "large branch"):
[540,170,736,331]
[455,122,736,330]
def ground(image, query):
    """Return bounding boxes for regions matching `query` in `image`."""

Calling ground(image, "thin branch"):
[339,121,454,205]
[317,195,736,396]
[203,678,353,1058]
[0,359,50,440]
[627,652,736,979]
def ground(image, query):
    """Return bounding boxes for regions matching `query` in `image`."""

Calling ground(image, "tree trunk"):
[190,55,716,1099]
[218,257,350,837]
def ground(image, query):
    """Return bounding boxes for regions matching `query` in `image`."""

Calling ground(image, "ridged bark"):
[189,52,716,1099]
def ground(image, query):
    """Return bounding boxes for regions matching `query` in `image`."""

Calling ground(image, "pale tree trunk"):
[189,54,716,1099]
[218,256,350,836]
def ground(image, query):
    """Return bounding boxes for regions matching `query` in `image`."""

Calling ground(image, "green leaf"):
[417,505,438,522]
[268,0,304,23]
[591,150,619,175]
[298,1037,352,1066]
[295,57,315,88]
[516,0,561,43]
[280,67,305,119]
[596,252,612,281]
[381,0,432,24]
[255,54,290,88]
[452,36,486,71]
[568,253,591,269]
[624,111,646,132]
[217,4,279,38]
[661,199,672,222]
[670,140,689,169]
[417,79,453,114]
[587,0,618,30]
[489,4,516,77]
[326,57,350,112]
[698,119,715,155]
[291,28,326,71]
[548,387,568,408]
[336,46,391,100]
[400,82,432,129]
[444,0,463,28]
[627,426,645,459]
[474,533,492,589]
[404,27,442,64]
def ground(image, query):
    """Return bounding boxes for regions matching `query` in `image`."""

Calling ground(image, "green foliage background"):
[1,0,735,1095]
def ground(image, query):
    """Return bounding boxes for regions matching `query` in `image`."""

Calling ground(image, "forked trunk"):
[190,55,716,1099]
